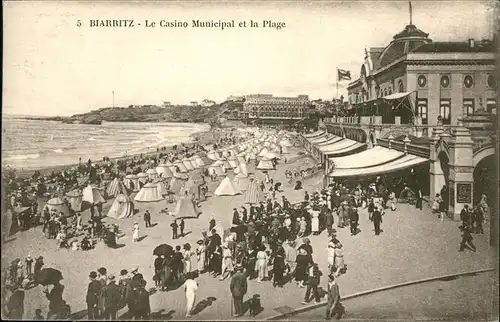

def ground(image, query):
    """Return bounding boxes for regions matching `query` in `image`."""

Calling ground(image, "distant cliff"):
[22,101,245,125]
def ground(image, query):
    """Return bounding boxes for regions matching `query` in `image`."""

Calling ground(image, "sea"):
[1,116,210,171]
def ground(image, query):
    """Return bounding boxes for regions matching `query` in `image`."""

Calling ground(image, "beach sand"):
[2,136,322,320]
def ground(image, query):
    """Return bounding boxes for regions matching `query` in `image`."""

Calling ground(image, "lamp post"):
[403,134,411,154]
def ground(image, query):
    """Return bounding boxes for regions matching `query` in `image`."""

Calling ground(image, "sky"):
[3,0,496,116]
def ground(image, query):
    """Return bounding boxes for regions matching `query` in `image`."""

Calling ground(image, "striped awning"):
[303,130,325,138]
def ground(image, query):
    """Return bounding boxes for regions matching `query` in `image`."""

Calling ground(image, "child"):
[34,308,44,320]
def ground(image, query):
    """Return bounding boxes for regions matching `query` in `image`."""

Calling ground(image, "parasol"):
[36,268,63,286]
[153,244,173,257]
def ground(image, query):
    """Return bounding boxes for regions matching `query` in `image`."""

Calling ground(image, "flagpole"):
[112,90,115,108]
[336,68,339,99]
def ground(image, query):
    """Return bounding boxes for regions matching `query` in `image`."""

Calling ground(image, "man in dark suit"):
[230,264,247,317]
[372,207,383,235]
[86,271,102,320]
[103,275,121,320]
[325,274,342,319]
[325,211,334,236]
[349,207,359,236]
[232,208,240,226]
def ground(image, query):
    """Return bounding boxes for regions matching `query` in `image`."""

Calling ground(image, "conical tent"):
[135,182,163,202]
[107,178,127,198]
[146,168,159,180]
[207,151,218,161]
[227,157,239,169]
[65,190,83,212]
[154,180,168,196]
[257,158,275,170]
[82,185,105,204]
[244,179,262,205]
[258,148,269,157]
[221,160,233,170]
[156,164,174,179]
[124,174,140,192]
[214,176,241,196]
[169,175,188,195]
[237,156,246,164]
[107,194,134,219]
[44,197,70,217]
[173,195,199,218]
[233,175,250,191]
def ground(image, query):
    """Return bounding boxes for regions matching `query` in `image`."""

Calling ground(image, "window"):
[384,89,388,97]
[440,99,451,124]
[417,75,427,88]
[487,75,496,88]
[416,98,428,124]
[463,98,475,115]
[464,75,473,88]
[441,75,450,88]
[486,99,496,114]
[398,80,404,92]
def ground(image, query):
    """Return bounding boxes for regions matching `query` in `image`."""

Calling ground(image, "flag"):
[337,68,351,81]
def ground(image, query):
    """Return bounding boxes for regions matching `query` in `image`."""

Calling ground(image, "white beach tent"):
[207,150,218,161]
[44,197,70,217]
[174,160,188,173]
[257,157,275,170]
[83,185,106,204]
[65,190,83,212]
[107,194,134,219]
[137,172,149,185]
[183,158,195,171]
[258,148,269,157]
[281,146,289,154]
[173,194,199,218]
[124,174,140,192]
[208,162,225,176]
[135,182,163,202]
[188,157,200,169]
[156,164,174,179]
[106,178,127,198]
[169,175,189,195]
[146,168,159,180]
[193,155,205,167]
[227,156,239,169]
[214,176,241,196]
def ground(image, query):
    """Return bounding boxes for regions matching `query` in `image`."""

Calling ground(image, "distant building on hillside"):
[190,101,199,107]
[242,94,310,120]
[226,95,245,102]
[162,101,172,107]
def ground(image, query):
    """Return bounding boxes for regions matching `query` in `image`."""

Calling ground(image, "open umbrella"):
[153,244,173,257]
[36,268,63,286]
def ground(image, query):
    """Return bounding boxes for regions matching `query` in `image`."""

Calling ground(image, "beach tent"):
[263,141,271,148]
[44,197,70,217]
[258,148,269,157]
[265,151,281,160]
[214,176,241,196]
[172,195,199,218]
[197,153,213,166]
[246,152,257,161]
[154,179,169,196]
[221,159,233,171]
[124,174,140,192]
[173,160,188,173]
[233,171,250,191]
[183,170,205,198]
[156,164,174,179]
[146,168,159,180]
[237,156,247,165]
[243,179,262,205]
[208,162,225,176]
[107,194,134,219]
[137,172,149,185]
[280,139,292,147]
[182,158,195,171]
[106,178,127,198]
[135,182,163,202]
[207,150,218,161]
[188,157,200,169]
[65,190,83,212]
[227,157,239,169]
[193,155,205,167]
[281,146,289,154]
[83,185,106,204]
[257,157,275,170]
[169,175,189,195]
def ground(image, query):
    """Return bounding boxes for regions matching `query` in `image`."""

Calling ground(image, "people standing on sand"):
[196,239,206,274]
[102,275,121,320]
[132,222,140,242]
[255,245,268,283]
[143,211,151,228]
[220,243,234,281]
[86,271,101,320]
[171,220,178,240]
[183,244,193,275]
[179,218,185,237]
[230,264,247,317]
[182,273,198,317]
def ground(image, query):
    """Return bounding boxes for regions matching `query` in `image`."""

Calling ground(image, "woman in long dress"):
[182,274,198,317]
[333,243,345,273]
[327,241,335,272]
[220,243,233,281]
[295,248,309,287]
[311,211,319,235]
[183,244,193,275]
[255,245,268,283]
[132,222,139,242]
[196,240,206,274]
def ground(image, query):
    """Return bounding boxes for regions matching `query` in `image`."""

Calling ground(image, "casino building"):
[241,94,311,126]
[302,17,497,243]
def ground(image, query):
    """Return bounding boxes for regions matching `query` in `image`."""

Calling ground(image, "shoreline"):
[4,128,216,179]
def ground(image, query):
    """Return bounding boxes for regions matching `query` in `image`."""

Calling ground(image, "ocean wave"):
[119,140,144,145]
[4,153,41,161]
[53,149,64,153]
[88,137,97,141]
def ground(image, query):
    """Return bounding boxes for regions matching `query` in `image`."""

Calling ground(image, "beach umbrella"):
[36,268,63,286]
[153,244,173,257]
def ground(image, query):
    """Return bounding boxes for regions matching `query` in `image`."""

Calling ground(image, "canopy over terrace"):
[304,132,329,152]
[314,137,367,163]
[302,130,325,138]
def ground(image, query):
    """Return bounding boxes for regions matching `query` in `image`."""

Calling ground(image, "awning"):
[329,154,429,178]
[307,133,329,143]
[303,130,325,138]
[309,133,337,145]
[324,142,367,156]
[319,138,358,153]
[315,136,343,146]
[382,91,413,100]
[328,146,403,169]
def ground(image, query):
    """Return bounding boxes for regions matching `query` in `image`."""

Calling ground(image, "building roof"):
[393,24,429,39]
[411,41,495,53]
